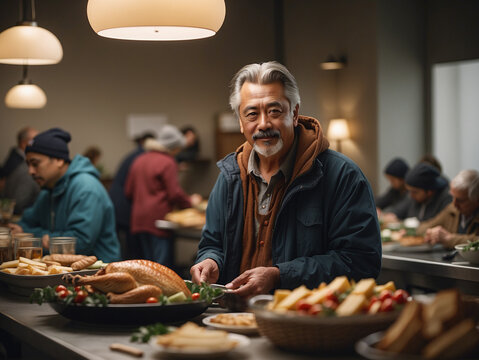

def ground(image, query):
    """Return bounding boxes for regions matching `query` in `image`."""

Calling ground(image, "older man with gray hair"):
[419,169,479,249]
[190,61,381,298]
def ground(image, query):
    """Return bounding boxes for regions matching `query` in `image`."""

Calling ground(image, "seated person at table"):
[384,163,452,222]
[9,128,121,263]
[376,157,409,212]
[418,169,479,249]
[190,61,381,298]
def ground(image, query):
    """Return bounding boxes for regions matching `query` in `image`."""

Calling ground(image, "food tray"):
[249,295,400,353]
[0,269,98,296]
[49,299,210,325]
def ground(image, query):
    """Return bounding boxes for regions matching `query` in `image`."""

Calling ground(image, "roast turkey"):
[65,260,191,303]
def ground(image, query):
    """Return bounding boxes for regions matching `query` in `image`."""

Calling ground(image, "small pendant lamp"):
[5,66,47,109]
[0,0,63,65]
[87,0,226,41]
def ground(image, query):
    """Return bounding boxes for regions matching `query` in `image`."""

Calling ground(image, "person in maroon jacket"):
[125,125,201,266]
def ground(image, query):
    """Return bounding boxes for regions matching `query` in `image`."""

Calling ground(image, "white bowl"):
[455,244,479,265]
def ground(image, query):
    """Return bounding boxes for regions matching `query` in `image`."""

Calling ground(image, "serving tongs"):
[210,283,248,311]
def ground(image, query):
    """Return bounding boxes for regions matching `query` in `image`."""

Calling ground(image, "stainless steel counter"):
[379,246,479,295]
[0,288,356,360]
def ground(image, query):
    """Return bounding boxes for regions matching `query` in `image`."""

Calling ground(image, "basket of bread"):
[248,276,409,353]
[356,288,479,359]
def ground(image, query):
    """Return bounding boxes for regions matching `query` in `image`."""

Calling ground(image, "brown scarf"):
[237,116,330,273]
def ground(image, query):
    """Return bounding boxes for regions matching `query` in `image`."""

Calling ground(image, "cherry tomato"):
[55,285,67,293]
[57,289,68,299]
[295,300,312,312]
[379,290,393,302]
[191,293,200,301]
[367,296,380,312]
[74,290,88,303]
[74,286,82,292]
[308,304,323,316]
[325,291,339,303]
[380,298,394,312]
[392,289,409,304]
[146,297,158,303]
[322,299,338,311]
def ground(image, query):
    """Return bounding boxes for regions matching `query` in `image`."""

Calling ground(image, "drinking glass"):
[14,237,43,260]
[49,237,76,255]
[0,231,13,262]
[0,198,16,226]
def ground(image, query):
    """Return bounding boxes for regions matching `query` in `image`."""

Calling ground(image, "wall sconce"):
[4,65,47,109]
[0,0,63,65]
[87,0,226,41]
[327,119,350,153]
[320,55,347,70]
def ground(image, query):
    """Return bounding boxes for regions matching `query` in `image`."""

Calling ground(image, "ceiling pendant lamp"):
[0,0,63,65]
[5,65,47,109]
[87,0,226,41]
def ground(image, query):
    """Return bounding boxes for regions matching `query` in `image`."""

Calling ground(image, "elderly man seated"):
[418,169,479,249]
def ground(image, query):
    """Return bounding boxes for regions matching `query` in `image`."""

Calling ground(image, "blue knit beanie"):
[385,158,409,179]
[405,163,447,190]
[25,128,71,162]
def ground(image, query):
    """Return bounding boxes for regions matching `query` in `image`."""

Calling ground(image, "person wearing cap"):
[0,127,40,215]
[417,169,479,249]
[125,125,202,266]
[375,158,409,212]
[387,163,452,221]
[8,128,121,263]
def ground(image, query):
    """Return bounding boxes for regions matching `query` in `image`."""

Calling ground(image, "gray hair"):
[451,169,479,201]
[229,61,301,118]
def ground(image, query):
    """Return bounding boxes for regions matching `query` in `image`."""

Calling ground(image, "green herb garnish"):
[186,281,223,303]
[130,323,170,343]
[464,240,479,252]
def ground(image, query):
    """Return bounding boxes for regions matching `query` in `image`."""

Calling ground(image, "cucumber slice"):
[167,291,187,303]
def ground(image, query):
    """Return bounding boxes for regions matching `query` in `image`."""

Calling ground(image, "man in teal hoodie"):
[10,128,120,263]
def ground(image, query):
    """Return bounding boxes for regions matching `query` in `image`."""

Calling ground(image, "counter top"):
[0,288,357,360]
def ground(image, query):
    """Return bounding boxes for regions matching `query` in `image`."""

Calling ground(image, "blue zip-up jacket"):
[18,155,121,263]
[195,149,382,290]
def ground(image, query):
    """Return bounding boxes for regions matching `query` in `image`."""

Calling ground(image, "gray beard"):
[253,138,284,158]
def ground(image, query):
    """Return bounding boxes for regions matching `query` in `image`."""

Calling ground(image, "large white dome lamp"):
[87,0,226,41]
[5,66,47,109]
[0,0,63,65]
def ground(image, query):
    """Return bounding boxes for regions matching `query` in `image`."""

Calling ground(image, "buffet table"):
[0,287,358,360]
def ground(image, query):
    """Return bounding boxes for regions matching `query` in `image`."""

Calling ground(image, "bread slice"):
[352,278,376,298]
[335,294,367,317]
[422,318,479,359]
[376,300,424,353]
[422,289,463,339]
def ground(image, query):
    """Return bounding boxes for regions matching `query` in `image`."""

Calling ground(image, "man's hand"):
[8,223,23,234]
[424,226,451,245]
[190,258,219,285]
[225,266,280,298]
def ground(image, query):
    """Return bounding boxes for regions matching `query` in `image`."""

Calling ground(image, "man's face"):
[238,81,299,160]
[386,174,405,190]
[406,185,432,204]
[26,153,65,189]
[450,186,479,216]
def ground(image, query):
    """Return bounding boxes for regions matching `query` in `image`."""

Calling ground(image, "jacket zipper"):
[50,193,55,232]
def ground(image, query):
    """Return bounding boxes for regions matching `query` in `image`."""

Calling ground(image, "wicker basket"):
[249,295,399,353]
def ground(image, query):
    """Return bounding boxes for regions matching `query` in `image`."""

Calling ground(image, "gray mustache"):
[252,129,280,140]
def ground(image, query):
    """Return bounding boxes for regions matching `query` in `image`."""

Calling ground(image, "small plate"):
[202,312,258,335]
[355,331,422,359]
[149,332,250,358]
[0,269,98,296]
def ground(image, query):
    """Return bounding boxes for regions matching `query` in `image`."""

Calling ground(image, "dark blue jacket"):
[196,149,382,289]
[109,147,144,228]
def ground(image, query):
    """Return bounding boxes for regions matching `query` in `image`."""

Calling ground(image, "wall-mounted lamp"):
[5,65,47,109]
[327,118,350,153]
[0,0,63,65]
[320,55,347,70]
[87,0,226,41]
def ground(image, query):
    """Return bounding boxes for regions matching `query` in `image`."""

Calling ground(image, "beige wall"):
[1,0,479,197]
